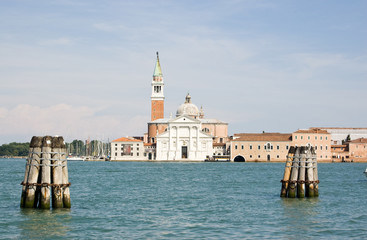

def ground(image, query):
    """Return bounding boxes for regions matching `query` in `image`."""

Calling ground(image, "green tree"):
[0,142,29,157]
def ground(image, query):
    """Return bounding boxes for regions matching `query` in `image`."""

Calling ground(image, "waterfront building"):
[348,138,367,162]
[111,137,145,161]
[213,143,228,156]
[331,144,349,162]
[314,127,367,145]
[230,133,292,162]
[292,128,331,161]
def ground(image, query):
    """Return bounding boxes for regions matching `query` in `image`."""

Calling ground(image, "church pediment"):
[169,115,200,124]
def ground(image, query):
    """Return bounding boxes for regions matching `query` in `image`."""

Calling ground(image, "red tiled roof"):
[112,137,142,142]
[213,143,226,147]
[331,145,347,148]
[349,138,367,144]
[294,128,329,134]
[312,127,367,130]
[233,133,292,142]
[144,143,156,146]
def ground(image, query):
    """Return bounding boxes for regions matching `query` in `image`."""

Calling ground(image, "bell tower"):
[151,52,165,121]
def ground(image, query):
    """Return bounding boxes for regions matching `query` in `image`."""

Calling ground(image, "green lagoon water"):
[1,158,366,239]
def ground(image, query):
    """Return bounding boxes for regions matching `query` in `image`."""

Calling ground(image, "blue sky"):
[0,0,366,143]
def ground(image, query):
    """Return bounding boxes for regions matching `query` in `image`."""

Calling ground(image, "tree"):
[0,142,29,157]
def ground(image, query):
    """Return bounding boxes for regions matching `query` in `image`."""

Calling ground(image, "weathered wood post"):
[287,147,300,198]
[281,146,319,198]
[61,140,71,208]
[297,146,306,198]
[40,136,52,209]
[312,147,319,197]
[20,135,71,209]
[51,136,64,208]
[21,136,42,208]
[280,146,295,197]
[305,146,315,197]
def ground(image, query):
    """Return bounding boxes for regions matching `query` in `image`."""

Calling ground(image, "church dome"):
[176,94,199,118]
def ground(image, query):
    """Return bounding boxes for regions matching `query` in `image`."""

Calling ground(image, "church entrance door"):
[182,146,188,159]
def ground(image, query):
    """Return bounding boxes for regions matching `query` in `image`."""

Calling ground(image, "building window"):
[295,136,297,140]
[266,142,272,151]
[320,155,322,158]
[277,145,279,150]
[250,145,252,150]
[286,145,289,150]
[115,153,117,156]
[115,144,117,146]
[258,145,260,150]
[326,136,328,140]
[301,136,303,140]
[320,136,323,140]
[326,145,328,150]
[320,146,323,150]
[315,136,317,140]
[308,136,310,140]
[277,155,279,158]
[115,148,117,151]
[241,145,244,150]
[250,155,252,158]
[235,145,238,150]
[137,152,139,157]
[258,155,261,158]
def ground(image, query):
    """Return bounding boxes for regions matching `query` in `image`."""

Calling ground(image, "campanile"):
[151,52,165,121]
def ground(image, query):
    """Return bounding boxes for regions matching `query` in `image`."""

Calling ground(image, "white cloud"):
[0,104,147,143]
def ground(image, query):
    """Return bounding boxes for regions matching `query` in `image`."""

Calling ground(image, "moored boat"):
[67,156,85,161]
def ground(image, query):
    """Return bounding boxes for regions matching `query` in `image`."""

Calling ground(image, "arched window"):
[202,128,210,133]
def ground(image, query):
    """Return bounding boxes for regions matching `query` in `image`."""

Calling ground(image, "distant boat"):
[364,168,367,176]
[67,156,85,161]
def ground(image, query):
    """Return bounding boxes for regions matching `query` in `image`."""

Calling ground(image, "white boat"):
[67,156,85,161]
[364,168,367,176]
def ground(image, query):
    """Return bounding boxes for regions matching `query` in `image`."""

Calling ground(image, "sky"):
[0,0,366,144]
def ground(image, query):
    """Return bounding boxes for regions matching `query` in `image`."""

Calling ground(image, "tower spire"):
[153,51,163,78]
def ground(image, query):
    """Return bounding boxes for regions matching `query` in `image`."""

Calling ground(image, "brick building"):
[230,133,292,162]
[292,128,331,162]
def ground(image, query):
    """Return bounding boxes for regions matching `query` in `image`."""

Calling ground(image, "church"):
[146,53,229,161]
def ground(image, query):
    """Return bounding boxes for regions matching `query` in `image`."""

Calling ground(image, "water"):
[1,159,366,239]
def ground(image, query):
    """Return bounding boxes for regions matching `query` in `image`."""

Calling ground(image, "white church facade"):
[156,113,213,161]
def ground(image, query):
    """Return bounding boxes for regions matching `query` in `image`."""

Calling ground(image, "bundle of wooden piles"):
[280,146,319,198]
[20,136,71,209]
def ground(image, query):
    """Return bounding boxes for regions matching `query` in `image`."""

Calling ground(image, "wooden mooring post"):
[280,146,319,198]
[20,136,71,209]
